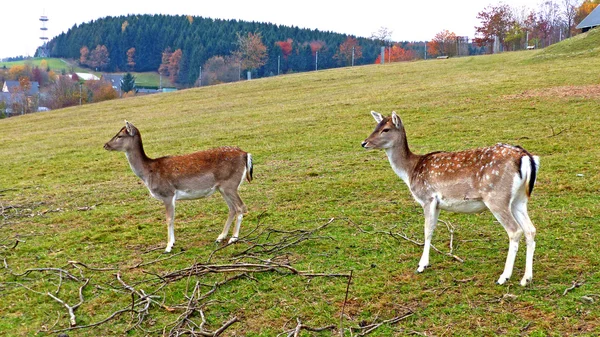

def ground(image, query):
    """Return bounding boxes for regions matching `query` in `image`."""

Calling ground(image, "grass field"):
[0,58,174,88]
[1,30,599,336]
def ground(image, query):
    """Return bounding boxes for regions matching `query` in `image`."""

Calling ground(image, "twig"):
[352,311,414,336]
[547,125,570,138]
[389,231,464,263]
[280,317,336,337]
[348,219,464,263]
[46,278,89,327]
[10,267,81,282]
[234,217,337,258]
[563,280,585,296]
[0,237,25,249]
[128,251,185,269]
[162,262,351,283]
[68,260,118,271]
[207,210,268,263]
[340,270,353,337]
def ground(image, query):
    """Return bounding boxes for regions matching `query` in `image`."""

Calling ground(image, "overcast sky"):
[1,0,547,59]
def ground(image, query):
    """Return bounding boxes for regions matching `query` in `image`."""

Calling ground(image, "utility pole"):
[197,66,202,87]
[315,51,318,71]
[352,46,355,67]
[278,55,280,75]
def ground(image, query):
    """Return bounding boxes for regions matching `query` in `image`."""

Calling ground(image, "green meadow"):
[1,30,599,336]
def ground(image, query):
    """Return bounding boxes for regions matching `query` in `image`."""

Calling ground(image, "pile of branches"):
[2,217,417,336]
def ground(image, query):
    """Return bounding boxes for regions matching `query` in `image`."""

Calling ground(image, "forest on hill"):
[47,14,392,86]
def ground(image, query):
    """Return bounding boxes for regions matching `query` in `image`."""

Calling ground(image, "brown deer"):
[362,111,539,286]
[104,121,253,252]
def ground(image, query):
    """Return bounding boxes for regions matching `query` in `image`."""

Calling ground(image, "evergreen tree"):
[121,72,136,93]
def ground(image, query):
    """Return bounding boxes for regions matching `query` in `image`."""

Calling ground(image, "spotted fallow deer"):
[362,111,540,286]
[104,121,253,252]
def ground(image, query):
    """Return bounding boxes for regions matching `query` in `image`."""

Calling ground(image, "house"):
[1,81,41,116]
[101,74,124,93]
[74,73,100,81]
[0,92,11,114]
[2,80,40,96]
[576,5,600,33]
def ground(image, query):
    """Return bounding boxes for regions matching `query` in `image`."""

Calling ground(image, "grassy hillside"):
[0,58,173,87]
[1,31,599,336]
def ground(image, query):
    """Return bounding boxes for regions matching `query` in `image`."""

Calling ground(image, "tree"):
[47,76,81,109]
[86,80,118,103]
[158,48,172,77]
[275,39,293,59]
[334,37,362,66]
[474,4,515,52]
[234,32,268,73]
[562,0,579,38]
[168,49,183,84]
[202,55,240,85]
[309,40,326,55]
[375,44,416,63]
[121,72,136,93]
[370,26,393,46]
[40,59,49,72]
[80,46,89,65]
[127,47,136,71]
[428,30,458,57]
[89,45,110,71]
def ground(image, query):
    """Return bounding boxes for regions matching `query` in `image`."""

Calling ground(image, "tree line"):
[46,14,388,87]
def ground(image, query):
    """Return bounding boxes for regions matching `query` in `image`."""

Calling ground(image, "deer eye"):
[382,128,390,133]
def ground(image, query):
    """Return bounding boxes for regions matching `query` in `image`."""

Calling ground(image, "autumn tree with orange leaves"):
[158,48,183,84]
[375,44,416,63]
[127,48,136,71]
[276,39,293,59]
[234,32,268,72]
[80,46,89,66]
[334,37,362,66]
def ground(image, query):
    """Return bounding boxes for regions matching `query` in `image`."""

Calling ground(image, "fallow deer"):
[104,121,253,252]
[362,111,539,286]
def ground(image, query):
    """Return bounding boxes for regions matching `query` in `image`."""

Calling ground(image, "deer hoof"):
[416,265,429,273]
[228,237,238,244]
[520,277,532,287]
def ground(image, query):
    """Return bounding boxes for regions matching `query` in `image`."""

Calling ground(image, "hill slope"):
[1,35,599,335]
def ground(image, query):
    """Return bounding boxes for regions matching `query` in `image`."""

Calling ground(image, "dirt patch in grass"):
[505,84,600,100]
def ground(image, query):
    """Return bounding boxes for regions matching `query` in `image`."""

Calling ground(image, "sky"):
[1,0,547,59]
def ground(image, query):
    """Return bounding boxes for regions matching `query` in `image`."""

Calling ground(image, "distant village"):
[0,70,174,118]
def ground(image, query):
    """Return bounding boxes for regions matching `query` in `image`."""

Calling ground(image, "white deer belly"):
[175,187,216,200]
[436,196,487,213]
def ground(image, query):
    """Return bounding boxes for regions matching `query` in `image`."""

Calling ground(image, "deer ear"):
[391,111,402,129]
[125,120,136,136]
[371,111,383,123]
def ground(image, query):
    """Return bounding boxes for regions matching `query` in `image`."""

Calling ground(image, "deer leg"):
[227,192,246,244]
[216,207,236,243]
[417,201,440,273]
[216,189,240,244]
[164,197,176,253]
[488,203,522,285]
[512,199,536,286]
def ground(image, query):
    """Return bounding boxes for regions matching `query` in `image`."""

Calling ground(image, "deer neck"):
[124,138,152,181]
[384,139,418,187]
